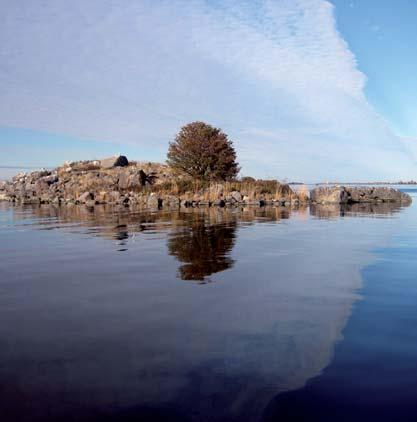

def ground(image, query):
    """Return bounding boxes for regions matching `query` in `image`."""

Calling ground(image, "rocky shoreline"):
[0,156,412,208]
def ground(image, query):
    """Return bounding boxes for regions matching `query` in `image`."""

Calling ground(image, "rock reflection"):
[114,224,129,240]
[310,202,405,219]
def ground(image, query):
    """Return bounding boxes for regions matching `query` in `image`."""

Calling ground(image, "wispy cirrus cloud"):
[0,0,415,180]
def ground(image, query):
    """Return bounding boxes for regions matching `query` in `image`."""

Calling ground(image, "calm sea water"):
[1,190,417,421]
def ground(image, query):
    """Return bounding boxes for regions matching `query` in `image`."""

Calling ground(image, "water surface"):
[0,195,415,421]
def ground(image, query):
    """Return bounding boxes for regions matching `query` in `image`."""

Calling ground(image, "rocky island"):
[0,155,412,208]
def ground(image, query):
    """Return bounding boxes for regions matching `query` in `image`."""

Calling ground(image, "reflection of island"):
[167,217,237,282]
[0,200,412,422]
[10,204,298,281]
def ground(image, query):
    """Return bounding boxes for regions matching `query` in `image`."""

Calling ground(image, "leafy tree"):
[167,121,240,181]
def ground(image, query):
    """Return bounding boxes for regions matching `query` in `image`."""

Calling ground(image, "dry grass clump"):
[224,179,288,199]
[296,184,310,202]
[147,176,300,202]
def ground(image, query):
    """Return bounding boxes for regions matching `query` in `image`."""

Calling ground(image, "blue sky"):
[0,0,416,181]
[332,0,417,138]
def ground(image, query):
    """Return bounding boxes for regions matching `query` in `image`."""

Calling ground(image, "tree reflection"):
[167,217,237,282]
[8,202,407,280]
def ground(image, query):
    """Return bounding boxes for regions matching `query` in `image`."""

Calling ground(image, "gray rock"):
[40,193,52,203]
[310,186,412,204]
[127,174,141,189]
[79,192,94,203]
[100,155,129,169]
[118,172,129,190]
[348,187,411,204]
[85,199,96,207]
[231,191,242,202]
[147,194,162,208]
[42,175,59,185]
[310,186,349,204]
[212,199,226,207]
[165,195,180,207]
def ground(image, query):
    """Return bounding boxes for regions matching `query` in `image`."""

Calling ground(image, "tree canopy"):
[167,121,240,181]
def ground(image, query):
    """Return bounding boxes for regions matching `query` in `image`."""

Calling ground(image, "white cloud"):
[0,0,415,180]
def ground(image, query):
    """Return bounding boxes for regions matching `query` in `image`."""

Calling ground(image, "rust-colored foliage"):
[167,121,240,181]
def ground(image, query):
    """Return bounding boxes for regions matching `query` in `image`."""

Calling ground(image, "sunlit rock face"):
[310,186,412,204]
[100,155,129,169]
[0,202,410,421]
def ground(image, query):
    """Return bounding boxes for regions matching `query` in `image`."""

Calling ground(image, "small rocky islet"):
[0,155,412,208]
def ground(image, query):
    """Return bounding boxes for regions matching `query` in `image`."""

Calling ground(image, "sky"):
[0,0,416,182]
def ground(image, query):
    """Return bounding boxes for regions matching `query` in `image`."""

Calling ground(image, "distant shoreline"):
[289,181,417,186]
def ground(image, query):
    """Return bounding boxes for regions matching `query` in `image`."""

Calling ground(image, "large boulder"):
[127,173,141,189]
[231,191,242,202]
[348,187,411,204]
[310,186,412,204]
[118,172,129,190]
[310,186,349,204]
[100,155,129,169]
